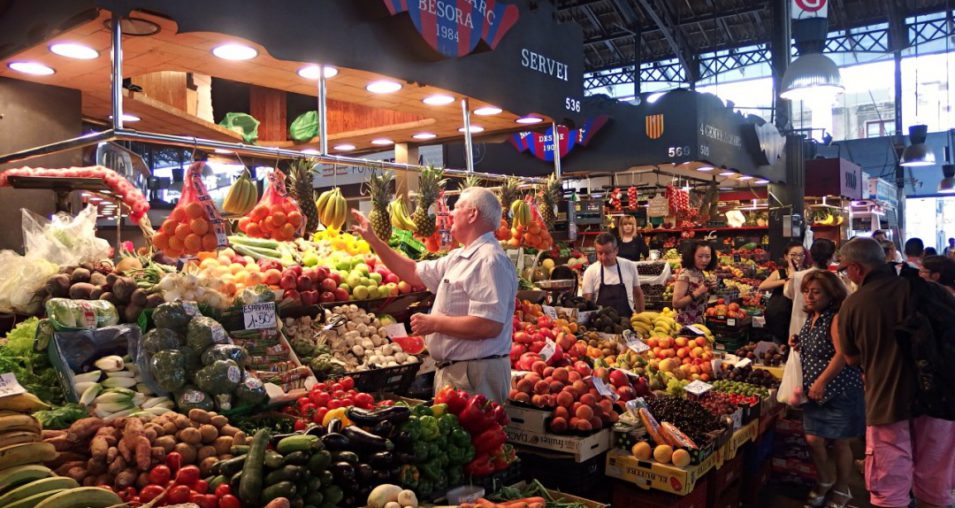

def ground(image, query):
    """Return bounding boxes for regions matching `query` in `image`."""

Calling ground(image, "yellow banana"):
[0,393,48,412]
[0,442,57,469]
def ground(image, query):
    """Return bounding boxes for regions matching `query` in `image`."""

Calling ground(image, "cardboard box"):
[709,453,743,500]
[708,478,741,508]
[723,419,758,460]
[740,457,773,507]
[612,477,709,508]
[504,402,551,433]
[604,446,724,496]
[504,426,610,462]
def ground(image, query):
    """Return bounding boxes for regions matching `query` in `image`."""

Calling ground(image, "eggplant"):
[394,430,413,447]
[356,463,375,484]
[345,405,411,426]
[326,418,343,434]
[341,426,393,453]
[368,451,394,470]
[396,451,417,465]
[320,432,350,451]
[342,494,358,508]
[305,425,327,438]
[331,450,359,465]
[372,468,392,483]
[330,461,356,482]
[371,419,396,439]
[282,451,309,465]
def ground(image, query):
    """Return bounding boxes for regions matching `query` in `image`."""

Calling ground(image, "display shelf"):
[639,226,768,234]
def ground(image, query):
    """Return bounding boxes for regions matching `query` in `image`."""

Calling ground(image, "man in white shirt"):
[582,233,644,315]
[351,187,516,403]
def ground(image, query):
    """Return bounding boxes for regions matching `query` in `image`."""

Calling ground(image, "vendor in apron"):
[582,232,644,315]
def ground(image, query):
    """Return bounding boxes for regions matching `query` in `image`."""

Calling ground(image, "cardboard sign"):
[683,380,713,396]
[542,305,558,320]
[243,302,277,330]
[0,373,26,398]
[591,376,618,400]
[737,358,753,369]
[648,195,669,218]
[383,323,408,338]
[539,339,556,361]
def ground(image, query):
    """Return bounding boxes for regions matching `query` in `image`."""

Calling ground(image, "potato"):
[143,427,158,443]
[213,436,234,456]
[161,421,178,436]
[136,471,150,489]
[210,415,229,428]
[199,456,219,476]
[68,282,96,300]
[198,424,218,444]
[174,442,197,465]
[178,427,202,446]
[233,431,247,446]
[219,424,240,437]
[174,413,191,429]
[188,408,212,424]
[155,435,176,453]
[197,445,217,462]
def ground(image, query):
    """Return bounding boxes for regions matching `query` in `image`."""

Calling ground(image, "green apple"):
[352,286,369,300]
[302,252,319,267]
[346,274,362,288]
[377,286,391,299]
[336,260,351,271]
[368,272,382,283]
[355,263,370,275]
[367,280,378,290]
[360,277,371,287]
[338,283,351,292]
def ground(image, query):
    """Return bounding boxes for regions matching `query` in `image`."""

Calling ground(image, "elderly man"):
[351,187,516,403]
[837,237,955,508]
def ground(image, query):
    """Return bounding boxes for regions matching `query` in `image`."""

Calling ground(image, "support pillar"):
[769,134,806,259]
[393,143,420,198]
[632,28,642,98]
[770,0,792,130]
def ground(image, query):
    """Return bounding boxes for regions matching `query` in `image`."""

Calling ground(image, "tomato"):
[191,491,217,508]
[339,397,355,407]
[175,465,201,486]
[166,451,183,472]
[148,464,171,485]
[340,377,355,390]
[168,485,192,504]
[194,479,209,494]
[214,484,231,498]
[327,399,342,410]
[297,396,311,408]
[310,392,331,408]
[312,407,328,424]
[331,382,344,392]
[354,392,374,409]
[332,390,346,399]
[219,494,241,508]
[139,485,165,503]
[313,382,328,392]
[294,418,308,431]
[300,402,316,416]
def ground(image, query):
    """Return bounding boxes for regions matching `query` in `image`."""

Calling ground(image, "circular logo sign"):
[795,0,827,12]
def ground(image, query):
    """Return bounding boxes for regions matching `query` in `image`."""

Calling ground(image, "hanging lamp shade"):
[901,125,936,167]
[780,53,844,103]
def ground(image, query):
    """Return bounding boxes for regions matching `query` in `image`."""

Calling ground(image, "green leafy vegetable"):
[0,318,65,406]
[32,403,87,429]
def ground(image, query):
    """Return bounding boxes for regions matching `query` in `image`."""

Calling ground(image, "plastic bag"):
[45,298,119,330]
[0,251,58,314]
[48,324,141,401]
[237,169,304,240]
[22,205,111,267]
[219,112,260,144]
[153,161,228,258]
[777,349,807,406]
[289,111,318,142]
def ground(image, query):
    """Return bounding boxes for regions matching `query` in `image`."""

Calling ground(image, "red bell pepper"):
[435,385,467,415]
[492,453,510,472]
[464,453,496,477]
[492,403,509,426]
[459,394,496,434]
[473,424,507,454]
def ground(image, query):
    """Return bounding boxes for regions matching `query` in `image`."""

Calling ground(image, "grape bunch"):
[712,379,770,398]
[647,395,723,444]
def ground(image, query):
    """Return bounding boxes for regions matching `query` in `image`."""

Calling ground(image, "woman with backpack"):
[759,242,806,343]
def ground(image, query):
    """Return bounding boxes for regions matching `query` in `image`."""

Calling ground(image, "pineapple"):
[460,175,482,190]
[538,173,562,228]
[412,166,446,237]
[290,159,319,235]
[498,176,521,227]
[367,169,394,241]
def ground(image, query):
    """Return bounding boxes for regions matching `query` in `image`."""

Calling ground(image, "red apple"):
[301,290,318,306]
[290,265,303,276]
[315,267,329,280]
[304,268,321,283]
[333,288,350,301]
[319,291,336,303]
[510,344,526,364]
[397,281,412,294]
[363,254,377,269]
[385,273,400,284]
[297,276,313,291]
[283,289,301,301]
[328,272,342,284]
[320,278,338,292]
[280,275,298,291]
[616,385,636,402]
[608,369,629,388]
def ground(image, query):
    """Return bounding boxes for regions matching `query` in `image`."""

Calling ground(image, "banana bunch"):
[510,199,531,228]
[0,392,48,413]
[630,309,682,338]
[388,200,417,232]
[0,411,42,449]
[690,323,716,343]
[316,187,347,231]
[0,479,120,508]
[222,169,258,216]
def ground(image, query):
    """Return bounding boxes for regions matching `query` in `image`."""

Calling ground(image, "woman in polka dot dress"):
[788,270,864,508]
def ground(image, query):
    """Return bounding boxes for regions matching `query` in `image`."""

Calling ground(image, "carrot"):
[475,499,497,508]
[500,497,546,506]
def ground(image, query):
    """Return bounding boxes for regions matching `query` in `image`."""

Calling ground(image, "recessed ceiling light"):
[334,144,356,151]
[755,179,770,185]
[738,175,754,181]
[697,166,714,172]
[459,126,485,133]
[50,43,99,60]
[413,132,437,140]
[212,43,258,61]
[297,65,338,80]
[7,61,55,76]
[371,138,394,146]
[474,106,503,116]
[516,116,544,124]
[300,149,320,154]
[366,80,402,94]
[214,148,232,154]
[719,171,736,177]
[720,187,733,191]
[422,94,454,106]
[108,113,141,122]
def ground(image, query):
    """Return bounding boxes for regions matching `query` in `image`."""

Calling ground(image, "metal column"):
[318,65,328,155]
[552,122,562,179]
[110,12,124,130]
[770,0,791,130]
[461,98,474,173]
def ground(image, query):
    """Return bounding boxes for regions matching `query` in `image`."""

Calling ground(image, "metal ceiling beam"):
[634,0,697,83]
[582,3,626,62]
[582,5,763,45]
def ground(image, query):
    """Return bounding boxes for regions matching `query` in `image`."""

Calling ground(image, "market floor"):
[763,469,875,508]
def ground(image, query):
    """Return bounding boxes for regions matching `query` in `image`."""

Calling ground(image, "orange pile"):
[237,200,303,240]
[495,217,553,251]
[153,202,219,257]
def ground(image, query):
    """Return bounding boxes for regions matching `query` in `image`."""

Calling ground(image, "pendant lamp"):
[901,125,936,167]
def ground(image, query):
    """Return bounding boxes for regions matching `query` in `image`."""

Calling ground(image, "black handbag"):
[763,269,793,343]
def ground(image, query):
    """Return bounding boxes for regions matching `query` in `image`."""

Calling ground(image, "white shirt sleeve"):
[415,255,452,293]
[783,271,797,299]
[626,259,640,287]
[582,263,599,296]
[466,256,517,324]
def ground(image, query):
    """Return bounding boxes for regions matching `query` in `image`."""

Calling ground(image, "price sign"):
[577,311,595,325]
[591,376,618,400]
[542,306,558,320]
[539,339,556,361]
[737,358,753,369]
[684,380,713,396]
[625,399,641,417]
[686,325,707,336]
[648,195,668,218]
[0,373,26,398]
[625,334,650,354]
[243,302,277,330]
[727,318,736,327]
[752,316,766,329]
[383,323,408,338]
[616,367,639,378]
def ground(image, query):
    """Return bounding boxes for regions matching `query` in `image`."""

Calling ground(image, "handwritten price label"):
[686,325,707,336]
[0,373,26,398]
[383,323,408,339]
[625,335,650,354]
[736,358,753,369]
[591,376,618,400]
[683,380,713,396]
[243,302,277,330]
[539,339,556,361]
[542,306,558,320]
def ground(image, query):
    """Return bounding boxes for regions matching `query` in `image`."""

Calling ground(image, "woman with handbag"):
[788,270,864,508]
[759,242,806,343]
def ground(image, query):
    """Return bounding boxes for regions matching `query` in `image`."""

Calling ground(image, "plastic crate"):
[349,362,419,395]
[517,446,606,497]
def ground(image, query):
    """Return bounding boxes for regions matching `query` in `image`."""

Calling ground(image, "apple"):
[510,343,527,363]
[320,278,338,292]
[346,274,362,288]
[397,281,412,294]
[338,283,351,292]
[384,273,400,284]
[333,288,350,301]
[386,283,399,297]
[290,265,303,276]
[284,289,301,301]
[319,291,336,303]
[280,275,298,291]
[301,290,318,306]
[352,286,370,300]
[616,385,636,401]
[297,276,313,291]
[315,267,329,280]
[354,263,370,275]
[368,272,383,284]
[608,369,629,388]
[328,272,342,285]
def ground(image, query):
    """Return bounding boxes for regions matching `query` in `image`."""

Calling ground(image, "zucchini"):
[262,481,296,503]
[231,243,283,261]
[276,434,319,454]
[264,449,285,469]
[282,450,309,465]
[308,450,332,474]
[213,455,246,477]
[228,235,281,249]
[238,428,270,506]
[265,465,303,485]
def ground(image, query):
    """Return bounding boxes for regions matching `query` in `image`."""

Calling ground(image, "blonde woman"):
[615,215,649,261]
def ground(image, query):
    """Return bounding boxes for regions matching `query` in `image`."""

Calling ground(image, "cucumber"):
[276,434,319,454]
[282,450,309,465]
[213,455,247,477]
[232,243,283,261]
[265,465,303,485]
[228,235,281,249]
[261,481,296,503]
[238,428,270,506]
[264,449,285,469]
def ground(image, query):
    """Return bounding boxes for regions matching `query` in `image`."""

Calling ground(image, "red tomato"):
[214,484,231,498]
[331,382,344,392]
[312,407,329,424]
[168,485,192,504]
[332,390,346,399]
[310,392,331,408]
[194,479,209,494]
[355,393,375,408]
[139,485,165,503]
[175,465,201,486]
[219,494,241,508]
[191,492,217,508]
[313,382,328,392]
[340,377,355,390]
[327,399,342,410]
[297,396,311,408]
[294,418,308,431]
[300,402,316,416]
[166,451,183,472]
[148,465,171,485]
[339,397,355,407]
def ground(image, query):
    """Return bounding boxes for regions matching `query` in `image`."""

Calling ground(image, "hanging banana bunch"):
[315,187,348,231]
[388,199,417,232]
[221,169,258,216]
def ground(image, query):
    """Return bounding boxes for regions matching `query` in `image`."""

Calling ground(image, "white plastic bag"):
[777,349,807,405]
[22,205,110,266]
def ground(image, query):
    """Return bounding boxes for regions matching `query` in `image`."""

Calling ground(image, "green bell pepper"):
[433,469,448,492]
[413,440,430,463]
[450,428,471,447]
[401,416,422,441]
[419,415,440,441]
[461,443,476,464]
[448,465,464,487]
[448,444,467,465]
[420,459,443,481]
[437,413,457,436]
[417,478,434,497]
[413,404,434,417]
[399,464,420,489]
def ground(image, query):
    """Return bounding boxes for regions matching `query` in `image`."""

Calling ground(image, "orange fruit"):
[165,248,183,259]
[246,222,262,237]
[167,236,183,250]
[184,234,202,252]
[287,211,303,228]
[271,211,287,227]
[185,201,205,219]
[283,201,299,214]
[174,222,191,240]
[250,206,268,221]
[152,232,169,250]
[190,218,210,235]
[202,233,218,251]
[170,207,187,223]
[280,223,296,238]
[237,217,251,232]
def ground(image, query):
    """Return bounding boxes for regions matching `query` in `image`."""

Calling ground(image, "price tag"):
[591,376,619,400]
[577,311,594,325]
[0,373,26,398]
[383,323,408,338]
[686,325,707,336]
[727,318,736,327]
[616,367,639,378]
[542,306,558,320]
[737,358,753,369]
[625,399,641,417]
[243,302,277,330]
[539,339,556,361]
[625,334,650,354]
[683,380,713,396]
[752,316,766,329]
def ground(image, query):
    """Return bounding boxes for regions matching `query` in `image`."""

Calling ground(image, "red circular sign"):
[795,0,827,12]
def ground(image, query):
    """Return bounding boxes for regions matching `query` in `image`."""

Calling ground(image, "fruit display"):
[722,364,781,388]
[630,309,682,339]
[238,170,305,241]
[584,306,629,335]
[537,173,561,228]
[154,162,227,258]
[734,343,789,366]
[645,396,724,445]
[430,388,515,481]
[508,362,619,433]
[289,159,320,236]
[221,168,258,217]
[310,305,419,372]
[40,260,164,325]
[712,379,771,398]
[697,391,758,418]
[704,299,747,320]
[553,293,596,312]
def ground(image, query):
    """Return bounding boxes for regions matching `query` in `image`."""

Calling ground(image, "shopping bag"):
[777,349,807,405]
[237,169,304,241]
[153,161,228,258]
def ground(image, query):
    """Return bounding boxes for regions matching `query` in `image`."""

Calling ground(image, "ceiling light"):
[697,166,714,172]
[212,43,258,61]
[459,126,484,133]
[755,179,770,185]
[720,187,733,191]
[939,164,955,193]
[738,175,754,181]
[334,144,356,151]
[901,125,936,167]
[780,53,844,103]
[7,61,54,75]
[366,80,402,94]
[422,94,455,106]
[413,132,437,140]
[108,114,141,122]
[719,171,736,177]
[516,116,543,125]
[297,65,339,79]
[50,43,99,60]
[300,149,320,154]
[214,148,232,154]
[371,138,394,146]
[474,106,502,116]
[646,92,667,104]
